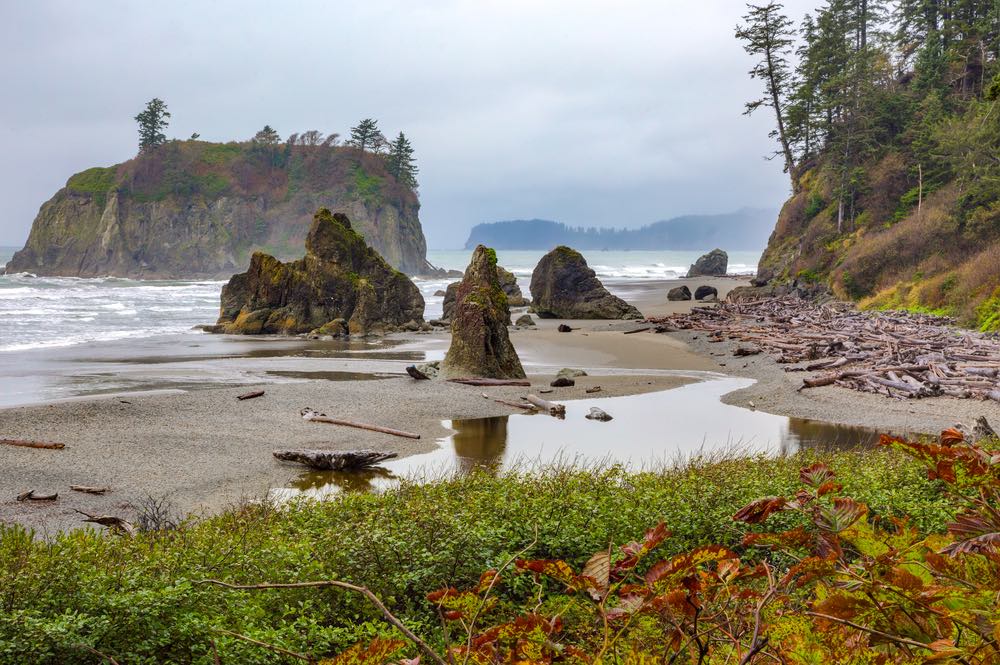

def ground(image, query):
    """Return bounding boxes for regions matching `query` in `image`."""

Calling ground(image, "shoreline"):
[5,272,994,534]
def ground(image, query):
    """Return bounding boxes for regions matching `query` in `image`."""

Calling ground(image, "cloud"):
[0,0,818,248]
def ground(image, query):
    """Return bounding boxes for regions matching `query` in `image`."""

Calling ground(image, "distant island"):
[463,208,776,251]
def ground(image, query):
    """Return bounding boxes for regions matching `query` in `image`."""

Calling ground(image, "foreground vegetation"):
[0,448,966,664]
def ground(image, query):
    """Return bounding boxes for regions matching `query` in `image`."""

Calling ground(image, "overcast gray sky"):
[0,0,818,248]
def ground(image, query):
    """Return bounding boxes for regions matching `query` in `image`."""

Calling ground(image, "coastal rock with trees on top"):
[4,102,429,278]
[441,245,526,379]
[212,208,424,336]
[529,246,642,319]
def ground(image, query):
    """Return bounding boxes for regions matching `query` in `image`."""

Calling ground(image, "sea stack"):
[442,264,526,321]
[213,208,424,336]
[529,246,642,319]
[687,249,728,277]
[441,245,526,379]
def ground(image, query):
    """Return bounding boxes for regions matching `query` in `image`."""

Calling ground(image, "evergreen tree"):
[252,125,281,145]
[386,132,418,189]
[736,3,799,186]
[347,118,385,152]
[134,98,170,152]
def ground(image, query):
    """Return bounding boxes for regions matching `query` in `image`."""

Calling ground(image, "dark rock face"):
[213,208,424,335]
[694,285,718,300]
[529,246,642,319]
[441,245,526,379]
[751,267,774,287]
[442,264,525,320]
[686,249,728,277]
[668,285,692,301]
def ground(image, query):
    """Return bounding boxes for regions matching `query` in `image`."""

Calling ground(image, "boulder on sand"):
[694,285,718,300]
[668,285,692,301]
[515,314,536,328]
[686,249,728,277]
[529,246,642,319]
[442,264,526,320]
[213,208,424,335]
[441,245,526,379]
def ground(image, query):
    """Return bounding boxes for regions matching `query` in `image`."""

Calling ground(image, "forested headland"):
[464,208,776,251]
[743,1,1000,328]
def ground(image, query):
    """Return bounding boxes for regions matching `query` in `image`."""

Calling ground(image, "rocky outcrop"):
[441,245,525,379]
[5,141,428,278]
[694,285,718,300]
[686,249,728,277]
[442,264,526,321]
[212,208,423,336]
[667,285,692,301]
[529,246,642,319]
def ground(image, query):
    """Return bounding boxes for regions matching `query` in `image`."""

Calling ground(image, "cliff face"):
[5,140,428,278]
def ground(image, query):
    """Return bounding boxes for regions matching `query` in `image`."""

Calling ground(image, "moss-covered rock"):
[529,246,642,319]
[442,264,526,321]
[213,209,424,335]
[441,245,525,379]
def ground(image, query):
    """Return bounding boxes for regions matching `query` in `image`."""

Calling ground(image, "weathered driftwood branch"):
[480,392,534,410]
[74,509,136,536]
[273,449,398,470]
[525,394,566,417]
[446,378,532,387]
[623,326,650,335]
[17,490,57,502]
[237,390,265,401]
[1,439,65,450]
[301,408,420,439]
[70,485,111,495]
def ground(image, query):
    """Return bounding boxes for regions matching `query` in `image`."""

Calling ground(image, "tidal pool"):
[276,377,905,499]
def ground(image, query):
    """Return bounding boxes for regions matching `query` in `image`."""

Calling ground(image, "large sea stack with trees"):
[6,103,428,277]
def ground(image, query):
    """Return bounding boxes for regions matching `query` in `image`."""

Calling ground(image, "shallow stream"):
[275,377,901,499]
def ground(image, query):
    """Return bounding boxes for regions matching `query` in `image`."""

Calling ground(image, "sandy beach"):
[4,273,996,534]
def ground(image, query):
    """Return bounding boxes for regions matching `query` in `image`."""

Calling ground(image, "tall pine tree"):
[134,98,170,152]
[386,132,418,189]
[347,118,385,153]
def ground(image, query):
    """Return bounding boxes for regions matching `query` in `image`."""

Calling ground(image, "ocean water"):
[0,247,759,355]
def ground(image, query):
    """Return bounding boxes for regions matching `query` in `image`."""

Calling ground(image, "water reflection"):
[277,377,909,501]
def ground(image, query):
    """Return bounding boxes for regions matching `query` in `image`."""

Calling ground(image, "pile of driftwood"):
[651,296,1000,401]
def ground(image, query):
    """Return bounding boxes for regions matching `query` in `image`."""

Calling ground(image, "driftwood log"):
[525,394,567,417]
[446,378,532,387]
[301,408,421,439]
[237,390,265,401]
[650,296,1000,401]
[624,326,650,335]
[1,439,65,450]
[17,490,58,502]
[273,449,398,470]
[75,509,136,536]
[480,393,536,410]
[70,485,111,495]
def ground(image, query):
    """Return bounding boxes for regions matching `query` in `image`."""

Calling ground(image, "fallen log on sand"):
[70,485,111,495]
[17,490,58,502]
[237,390,266,401]
[273,449,398,470]
[1,439,65,450]
[480,393,536,410]
[623,326,650,335]
[447,378,532,387]
[75,510,136,536]
[525,394,567,417]
[301,408,421,439]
